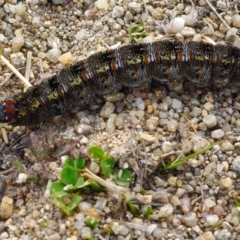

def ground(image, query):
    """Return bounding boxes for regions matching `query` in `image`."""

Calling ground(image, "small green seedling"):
[142,205,152,217]
[88,146,115,178]
[127,22,146,39]
[160,141,223,171]
[113,169,132,187]
[50,146,133,215]
[85,218,99,230]
[104,225,115,235]
[126,199,139,215]
[50,156,102,215]
[86,237,96,240]
[9,157,23,171]
[234,198,240,207]
[122,195,139,216]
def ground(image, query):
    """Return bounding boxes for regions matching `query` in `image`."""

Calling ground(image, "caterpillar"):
[0,40,240,127]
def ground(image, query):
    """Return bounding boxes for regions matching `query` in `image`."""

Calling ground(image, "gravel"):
[1,0,240,239]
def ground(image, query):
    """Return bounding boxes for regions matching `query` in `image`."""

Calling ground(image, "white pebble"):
[89,161,100,174]
[100,102,115,118]
[59,223,66,234]
[95,0,109,9]
[232,14,240,28]
[128,2,142,12]
[181,138,192,154]
[46,49,61,64]
[135,97,145,110]
[206,214,219,225]
[112,6,124,18]
[78,202,90,212]
[80,227,92,239]
[204,102,214,112]
[190,107,202,117]
[204,198,216,208]
[232,156,240,173]
[139,132,158,143]
[152,227,164,239]
[10,52,26,67]
[58,52,73,65]
[191,136,210,152]
[170,17,185,34]
[16,173,28,183]
[0,232,9,239]
[180,26,196,36]
[211,129,225,139]
[172,98,182,109]
[12,36,24,53]
[221,177,233,188]
[110,222,122,234]
[106,114,117,133]
[146,116,159,131]
[129,110,145,125]
[0,34,5,42]
[221,141,234,152]
[202,114,217,128]
[142,35,154,43]
[161,141,172,153]
[182,212,198,227]
[167,119,178,132]
[158,203,173,218]
[75,29,87,41]
[80,136,89,145]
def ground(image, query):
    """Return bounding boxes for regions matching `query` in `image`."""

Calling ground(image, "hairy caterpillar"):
[0,40,240,127]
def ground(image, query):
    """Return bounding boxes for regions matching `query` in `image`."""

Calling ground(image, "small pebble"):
[167,119,178,132]
[135,97,145,110]
[95,0,109,9]
[112,6,124,18]
[106,114,117,133]
[155,203,173,218]
[75,29,87,41]
[146,116,159,131]
[182,212,198,227]
[76,124,92,135]
[206,214,219,225]
[203,102,214,111]
[221,177,233,188]
[181,138,192,154]
[171,98,183,109]
[16,173,28,183]
[12,36,24,53]
[0,232,8,239]
[204,198,216,209]
[213,205,225,216]
[161,141,172,153]
[190,107,202,117]
[58,52,73,65]
[10,52,26,67]
[170,17,185,34]
[221,141,234,152]
[128,2,142,12]
[232,156,240,173]
[100,102,115,118]
[202,114,217,128]
[211,129,225,139]
[139,132,158,143]
[46,49,61,64]
[0,196,13,219]
[232,14,240,28]
[191,136,210,152]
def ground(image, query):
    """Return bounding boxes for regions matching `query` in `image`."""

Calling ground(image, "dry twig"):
[0,55,32,88]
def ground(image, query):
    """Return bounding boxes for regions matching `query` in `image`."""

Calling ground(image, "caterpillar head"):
[0,100,17,123]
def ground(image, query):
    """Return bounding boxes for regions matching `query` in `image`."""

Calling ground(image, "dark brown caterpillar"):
[0,40,240,127]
